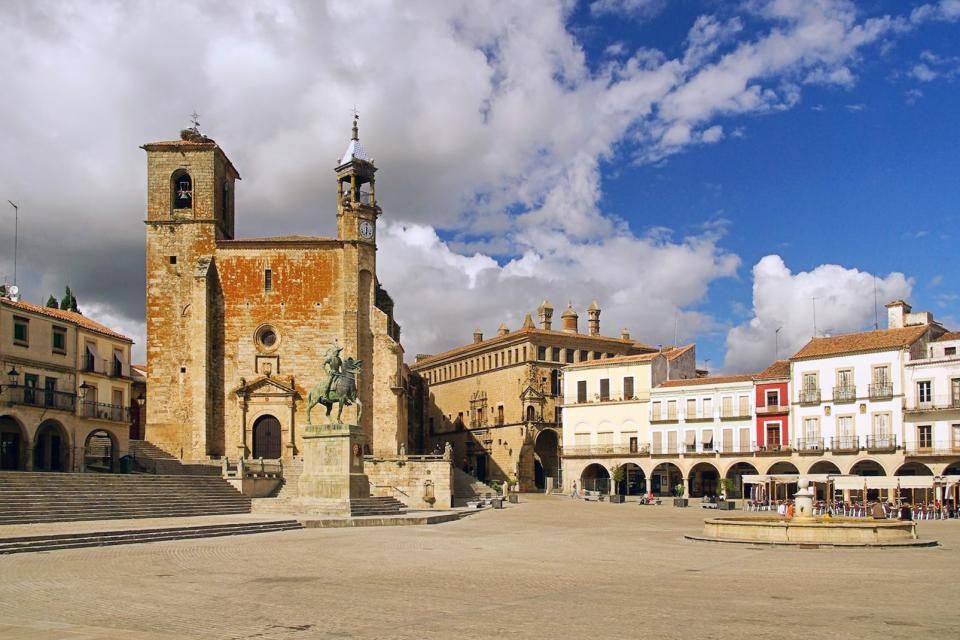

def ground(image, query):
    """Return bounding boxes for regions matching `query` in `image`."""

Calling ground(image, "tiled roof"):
[563,351,662,370]
[790,326,928,360]
[410,328,655,369]
[665,344,695,361]
[658,373,755,388]
[2,298,133,342]
[754,360,790,380]
[935,331,960,342]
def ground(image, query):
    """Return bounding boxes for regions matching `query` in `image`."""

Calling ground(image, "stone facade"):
[0,297,134,472]
[143,124,406,463]
[410,301,660,490]
[365,454,453,509]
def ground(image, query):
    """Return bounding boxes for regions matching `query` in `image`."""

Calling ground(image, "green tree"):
[46,295,59,308]
[60,286,79,313]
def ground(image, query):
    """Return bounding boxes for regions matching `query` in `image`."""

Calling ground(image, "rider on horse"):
[322,343,344,400]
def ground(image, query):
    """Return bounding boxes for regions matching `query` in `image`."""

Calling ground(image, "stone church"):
[143,118,407,462]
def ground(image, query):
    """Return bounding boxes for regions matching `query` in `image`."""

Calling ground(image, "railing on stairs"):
[222,457,284,479]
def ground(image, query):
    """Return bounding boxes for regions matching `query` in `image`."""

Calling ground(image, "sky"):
[0,0,958,372]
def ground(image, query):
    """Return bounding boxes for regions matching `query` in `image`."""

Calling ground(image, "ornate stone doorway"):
[253,415,282,459]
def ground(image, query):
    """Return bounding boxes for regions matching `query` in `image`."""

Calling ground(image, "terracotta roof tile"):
[754,360,790,380]
[935,331,960,342]
[3,299,132,342]
[790,326,928,360]
[563,351,663,370]
[658,373,755,388]
[665,344,695,361]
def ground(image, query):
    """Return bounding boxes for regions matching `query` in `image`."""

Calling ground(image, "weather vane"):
[190,110,201,132]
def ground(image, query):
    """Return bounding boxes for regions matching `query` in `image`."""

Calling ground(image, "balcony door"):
[766,423,781,447]
[952,379,960,407]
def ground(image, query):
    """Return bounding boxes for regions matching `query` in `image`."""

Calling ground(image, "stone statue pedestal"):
[294,423,370,516]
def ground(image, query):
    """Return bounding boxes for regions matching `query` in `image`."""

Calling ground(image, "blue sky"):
[0,0,958,369]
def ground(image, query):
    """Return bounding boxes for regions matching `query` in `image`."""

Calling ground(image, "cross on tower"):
[350,106,359,141]
[189,111,201,132]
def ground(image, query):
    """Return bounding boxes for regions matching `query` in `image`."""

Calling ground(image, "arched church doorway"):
[253,415,282,459]
[34,420,69,472]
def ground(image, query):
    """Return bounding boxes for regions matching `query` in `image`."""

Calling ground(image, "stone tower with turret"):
[143,119,406,462]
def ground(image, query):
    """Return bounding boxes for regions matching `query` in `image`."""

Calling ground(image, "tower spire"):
[351,106,359,141]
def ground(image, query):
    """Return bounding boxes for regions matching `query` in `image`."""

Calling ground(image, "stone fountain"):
[687,477,935,548]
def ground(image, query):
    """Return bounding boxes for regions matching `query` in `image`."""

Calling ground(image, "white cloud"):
[911,1,960,23]
[379,220,740,357]
[590,0,666,21]
[0,0,928,364]
[910,63,939,81]
[724,256,913,373]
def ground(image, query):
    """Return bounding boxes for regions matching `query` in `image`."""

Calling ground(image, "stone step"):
[0,520,303,554]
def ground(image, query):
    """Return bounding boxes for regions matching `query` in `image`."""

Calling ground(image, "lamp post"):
[2,366,19,396]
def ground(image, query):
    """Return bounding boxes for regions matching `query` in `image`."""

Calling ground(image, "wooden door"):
[253,416,282,459]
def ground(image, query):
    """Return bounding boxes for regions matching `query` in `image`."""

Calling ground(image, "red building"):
[754,360,790,450]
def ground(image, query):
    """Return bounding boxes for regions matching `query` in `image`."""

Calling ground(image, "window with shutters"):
[577,380,587,404]
[686,398,697,419]
[721,396,733,418]
[667,400,677,420]
[738,395,749,417]
[651,401,662,421]
[702,398,713,418]
[599,378,610,401]
[623,376,634,400]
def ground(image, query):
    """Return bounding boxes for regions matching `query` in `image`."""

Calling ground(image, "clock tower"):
[335,115,380,244]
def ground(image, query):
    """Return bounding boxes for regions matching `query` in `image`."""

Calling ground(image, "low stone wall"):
[365,455,452,510]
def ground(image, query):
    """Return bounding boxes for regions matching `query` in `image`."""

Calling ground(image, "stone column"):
[296,423,370,516]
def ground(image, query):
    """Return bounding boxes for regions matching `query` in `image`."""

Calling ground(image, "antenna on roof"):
[6,200,18,286]
[873,275,879,330]
[811,297,818,337]
[775,326,782,360]
[674,312,679,347]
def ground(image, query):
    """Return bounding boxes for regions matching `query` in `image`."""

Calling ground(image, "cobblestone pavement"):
[1,496,958,640]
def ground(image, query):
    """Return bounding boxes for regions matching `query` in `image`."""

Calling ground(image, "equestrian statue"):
[307,342,363,425]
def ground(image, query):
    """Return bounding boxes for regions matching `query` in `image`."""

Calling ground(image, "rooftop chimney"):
[561,302,579,333]
[587,300,601,336]
[473,328,483,343]
[621,328,631,341]
[521,313,535,329]
[497,322,509,336]
[537,300,554,331]
[885,300,912,329]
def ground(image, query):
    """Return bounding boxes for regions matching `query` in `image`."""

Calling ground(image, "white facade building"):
[903,331,960,455]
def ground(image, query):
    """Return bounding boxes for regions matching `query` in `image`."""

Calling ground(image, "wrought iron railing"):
[831,436,859,452]
[799,389,821,405]
[81,401,130,423]
[904,394,960,412]
[563,444,649,457]
[868,383,893,400]
[6,386,76,412]
[796,437,824,452]
[832,385,857,403]
[903,441,960,455]
[865,435,897,451]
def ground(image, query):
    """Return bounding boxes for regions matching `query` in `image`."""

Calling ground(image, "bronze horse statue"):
[307,357,363,424]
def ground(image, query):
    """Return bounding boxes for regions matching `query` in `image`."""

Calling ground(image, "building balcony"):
[650,415,678,424]
[718,443,756,455]
[865,435,897,452]
[651,445,680,455]
[799,389,821,405]
[904,442,960,456]
[904,395,960,413]
[683,412,714,423]
[83,355,127,378]
[796,438,824,454]
[755,443,792,455]
[720,409,752,420]
[563,444,649,457]
[832,385,857,404]
[81,401,130,423]
[830,436,860,453]
[5,386,77,412]
[756,404,788,415]
[868,383,893,400]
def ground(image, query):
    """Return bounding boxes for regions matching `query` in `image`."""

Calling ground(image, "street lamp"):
[5,366,19,390]
[135,392,145,407]
[78,381,94,400]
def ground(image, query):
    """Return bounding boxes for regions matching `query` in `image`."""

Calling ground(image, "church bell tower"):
[335,115,380,244]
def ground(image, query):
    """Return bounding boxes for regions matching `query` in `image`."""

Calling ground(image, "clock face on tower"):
[358,220,374,239]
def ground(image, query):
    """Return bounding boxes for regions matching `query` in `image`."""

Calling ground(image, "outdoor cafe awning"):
[741,474,831,485]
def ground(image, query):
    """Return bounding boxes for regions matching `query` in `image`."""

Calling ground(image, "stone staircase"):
[453,468,500,507]
[0,472,252,525]
[349,496,406,517]
[127,440,221,476]
[0,520,303,555]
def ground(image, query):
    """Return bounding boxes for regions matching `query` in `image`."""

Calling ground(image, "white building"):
[903,331,960,455]
[560,346,696,492]
[789,300,944,476]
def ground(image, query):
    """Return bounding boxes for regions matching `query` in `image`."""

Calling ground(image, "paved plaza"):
[1,496,958,639]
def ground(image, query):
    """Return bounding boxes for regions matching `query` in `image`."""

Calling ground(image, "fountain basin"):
[687,516,936,548]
